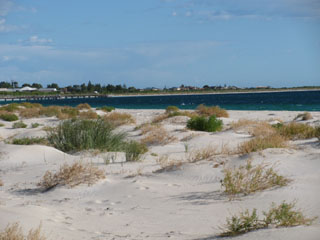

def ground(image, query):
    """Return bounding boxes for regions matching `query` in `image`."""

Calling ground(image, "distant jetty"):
[0,94,108,102]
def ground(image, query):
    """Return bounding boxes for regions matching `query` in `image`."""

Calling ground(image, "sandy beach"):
[0,107,320,239]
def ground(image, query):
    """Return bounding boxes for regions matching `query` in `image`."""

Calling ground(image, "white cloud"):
[29,35,53,44]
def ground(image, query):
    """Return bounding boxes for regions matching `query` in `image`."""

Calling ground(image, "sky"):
[0,0,319,88]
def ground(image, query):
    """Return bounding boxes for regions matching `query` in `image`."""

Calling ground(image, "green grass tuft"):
[187,115,223,132]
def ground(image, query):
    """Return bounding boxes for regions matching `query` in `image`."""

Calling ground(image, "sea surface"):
[3,90,320,111]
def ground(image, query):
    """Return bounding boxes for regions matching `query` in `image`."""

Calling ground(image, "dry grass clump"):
[0,179,3,186]
[220,201,316,237]
[76,103,91,110]
[78,110,99,119]
[154,155,183,173]
[140,125,176,146]
[294,112,312,121]
[238,134,287,154]
[196,104,229,118]
[103,112,135,126]
[187,144,233,163]
[231,119,276,137]
[38,162,105,190]
[221,159,290,198]
[19,107,41,118]
[152,110,196,124]
[0,222,47,240]
[274,122,317,140]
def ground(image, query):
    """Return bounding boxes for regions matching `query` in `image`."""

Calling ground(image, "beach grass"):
[187,115,223,132]
[38,161,105,190]
[196,104,229,118]
[221,159,290,198]
[220,201,316,237]
[0,223,47,240]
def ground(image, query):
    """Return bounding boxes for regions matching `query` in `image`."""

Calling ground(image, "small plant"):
[294,112,312,121]
[187,144,233,162]
[103,112,135,127]
[76,103,91,110]
[165,105,179,114]
[59,106,79,119]
[154,155,183,173]
[316,126,320,141]
[221,159,290,198]
[0,178,3,186]
[238,134,287,154]
[220,201,316,237]
[79,110,99,119]
[0,222,47,240]
[12,137,47,145]
[124,141,148,162]
[196,104,229,118]
[274,122,317,140]
[140,125,176,146]
[12,121,27,128]
[96,106,115,112]
[38,161,105,190]
[263,201,317,227]
[220,208,264,237]
[31,123,40,128]
[184,143,189,153]
[0,123,4,127]
[39,106,61,117]
[1,103,20,112]
[0,113,19,121]
[187,115,223,132]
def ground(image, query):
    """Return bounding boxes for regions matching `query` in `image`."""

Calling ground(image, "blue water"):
[2,90,320,111]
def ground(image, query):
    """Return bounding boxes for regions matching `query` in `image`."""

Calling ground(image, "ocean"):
[2,90,320,111]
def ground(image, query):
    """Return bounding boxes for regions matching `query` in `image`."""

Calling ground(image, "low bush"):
[103,112,135,127]
[12,137,47,145]
[47,119,126,152]
[316,127,320,141]
[79,110,99,119]
[165,105,179,114]
[124,141,148,162]
[0,123,4,127]
[12,121,27,128]
[294,112,312,121]
[196,104,229,118]
[0,103,20,112]
[31,123,40,128]
[96,106,115,112]
[187,115,223,132]
[238,134,287,154]
[39,106,61,117]
[59,107,79,119]
[220,201,316,237]
[76,103,91,110]
[274,122,317,140]
[0,112,19,121]
[0,222,47,240]
[19,102,43,109]
[221,159,290,198]
[38,161,105,190]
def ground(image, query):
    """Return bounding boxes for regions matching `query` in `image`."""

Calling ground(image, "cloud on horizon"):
[161,0,320,21]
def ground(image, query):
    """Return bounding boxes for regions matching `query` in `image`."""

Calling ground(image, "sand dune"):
[0,109,320,239]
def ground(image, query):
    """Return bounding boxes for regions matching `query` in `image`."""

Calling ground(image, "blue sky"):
[0,0,319,88]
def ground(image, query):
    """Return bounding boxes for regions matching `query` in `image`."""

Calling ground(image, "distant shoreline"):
[108,88,320,97]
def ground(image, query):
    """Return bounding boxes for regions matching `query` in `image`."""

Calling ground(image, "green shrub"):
[96,106,115,112]
[12,121,27,128]
[220,201,316,237]
[0,123,4,127]
[12,137,47,145]
[47,119,126,152]
[187,115,223,132]
[316,127,320,141]
[31,123,40,128]
[124,141,148,162]
[0,113,19,121]
[1,103,20,112]
[60,107,79,118]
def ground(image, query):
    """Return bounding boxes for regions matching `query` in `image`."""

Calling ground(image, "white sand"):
[0,109,320,239]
